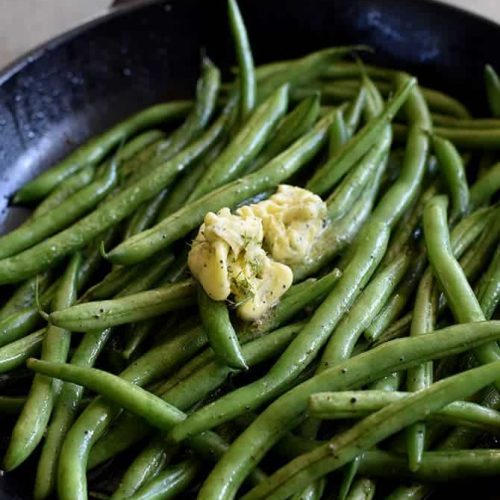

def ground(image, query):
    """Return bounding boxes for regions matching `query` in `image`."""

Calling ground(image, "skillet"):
[0,0,499,497]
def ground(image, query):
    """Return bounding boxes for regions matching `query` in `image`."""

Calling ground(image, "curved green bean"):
[228,0,255,122]
[432,135,469,220]
[197,286,247,370]
[3,254,80,471]
[132,459,200,500]
[49,279,195,331]
[485,64,500,118]
[0,328,45,374]
[309,390,500,433]
[469,161,500,208]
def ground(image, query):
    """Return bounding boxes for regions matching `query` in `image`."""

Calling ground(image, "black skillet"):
[1,0,500,497]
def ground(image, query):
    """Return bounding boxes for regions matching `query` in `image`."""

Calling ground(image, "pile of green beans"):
[1,1,500,499]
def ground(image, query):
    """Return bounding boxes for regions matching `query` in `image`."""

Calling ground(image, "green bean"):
[291,478,325,500]
[111,443,179,499]
[0,272,51,322]
[14,102,191,203]
[306,78,415,195]
[309,390,500,432]
[477,245,500,320]
[0,328,45,374]
[328,108,348,157]
[228,0,255,122]
[405,269,438,471]
[345,86,367,135]
[432,135,469,220]
[345,478,376,500]
[368,371,403,392]
[319,253,411,371]
[257,46,369,100]
[457,210,500,286]
[431,114,500,129]
[485,65,500,117]
[3,254,80,471]
[170,76,430,444]
[0,160,118,260]
[358,449,500,481]
[197,321,500,499]
[242,361,500,499]
[31,166,95,219]
[49,279,195,331]
[132,459,200,500]
[0,102,228,285]
[107,111,336,266]
[423,196,500,375]
[247,94,320,174]
[338,456,361,500]
[325,125,391,220]
[33,328,112,500]
[188,85,288,200]
[123,188,169,239]
[469,161,500,208]
[0,396,26,415]
[197,285,247,370]
[119,137,168,183]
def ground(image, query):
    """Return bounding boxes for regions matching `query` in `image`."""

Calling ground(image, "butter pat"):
[188,207,293,320]
[188,185,326,321]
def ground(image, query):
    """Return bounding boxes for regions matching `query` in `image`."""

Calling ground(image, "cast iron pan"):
[0,0,499,498]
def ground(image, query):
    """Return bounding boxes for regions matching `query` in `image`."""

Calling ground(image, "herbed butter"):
[188,185,326,320]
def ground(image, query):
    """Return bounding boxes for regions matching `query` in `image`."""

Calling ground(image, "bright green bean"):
[328,108,348,156]
[325,125,391,220]
[132,459,200,500]
[309,390,500,432]
[477,245,500,320]
[228,0,255,122]
[49,279,195,331]
[424,196,500,376]
[345,86,367,135]
[345,478,376,500]
[198,285,247,370]
[107,111,336,265]
[0,328,45,374]
[358,449,500,481]
[14,102,191,203]
[3,254,80,471]
[469,161,500,208]
[432,135,469,220]
[306,78,415,195]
